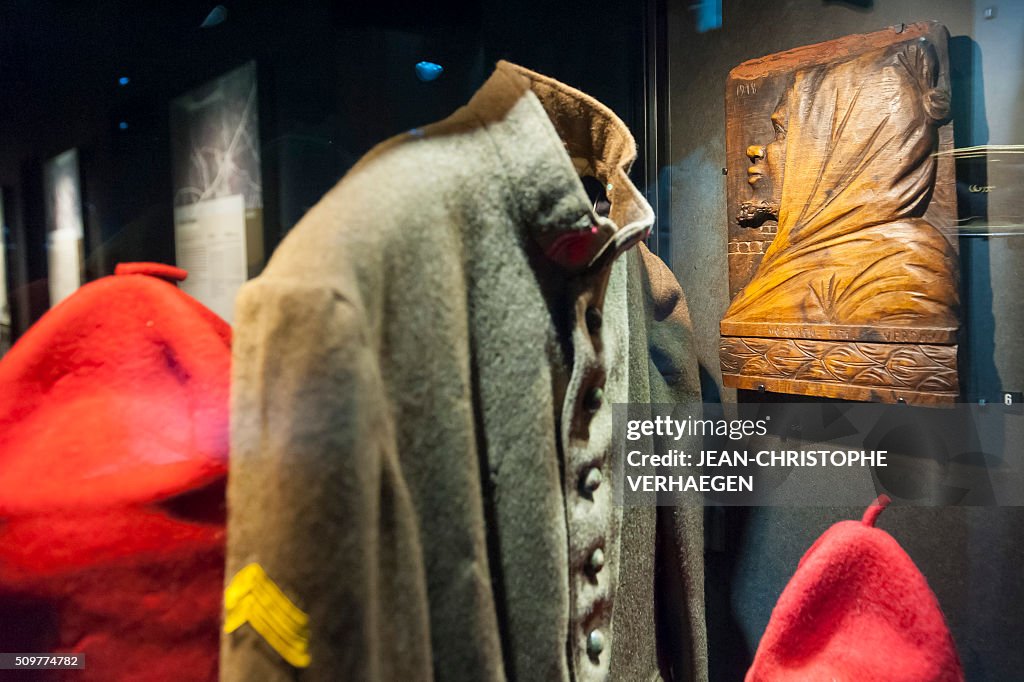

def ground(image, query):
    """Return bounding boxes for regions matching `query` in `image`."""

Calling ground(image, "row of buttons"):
[581,303,606,661]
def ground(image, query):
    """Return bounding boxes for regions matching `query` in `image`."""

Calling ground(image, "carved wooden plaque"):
[719,22,960,405]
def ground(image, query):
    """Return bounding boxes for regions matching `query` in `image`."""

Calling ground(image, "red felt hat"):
[0,262,229,513]
[746,496,964,682]
[0,263,231,681]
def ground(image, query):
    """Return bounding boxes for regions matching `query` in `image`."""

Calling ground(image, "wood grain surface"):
[721,336,958,405]
[719,22,960,404]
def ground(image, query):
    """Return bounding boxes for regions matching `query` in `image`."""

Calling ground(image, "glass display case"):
[0,2,1020,680]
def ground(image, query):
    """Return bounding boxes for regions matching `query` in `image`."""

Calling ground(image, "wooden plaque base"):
[720,336,958,405]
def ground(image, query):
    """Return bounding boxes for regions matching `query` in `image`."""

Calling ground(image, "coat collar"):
[465,61,654,272]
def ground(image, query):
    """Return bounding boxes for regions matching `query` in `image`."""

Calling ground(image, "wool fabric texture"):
[0,263,231,681]
[747,496,963,682]
[222,62,706,682]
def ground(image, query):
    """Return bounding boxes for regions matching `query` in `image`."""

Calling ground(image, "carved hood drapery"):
[722,40,959,335]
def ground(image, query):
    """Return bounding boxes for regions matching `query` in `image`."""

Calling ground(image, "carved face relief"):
[726,39,957,329]
[738,102,786,228]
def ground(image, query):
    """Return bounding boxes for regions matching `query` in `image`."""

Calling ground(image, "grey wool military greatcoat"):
[221,61,707,682]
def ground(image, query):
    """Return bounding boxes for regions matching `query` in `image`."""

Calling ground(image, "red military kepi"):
[0,263,230,681]
[747,495,964,682]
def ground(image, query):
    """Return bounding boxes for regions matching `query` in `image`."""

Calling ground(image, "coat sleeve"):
[636,243,702,405]
[220,278,433,681]
[633,243,710,682]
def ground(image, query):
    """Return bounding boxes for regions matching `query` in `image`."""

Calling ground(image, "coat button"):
[581,467,603,496]
[584,386,604,413]
[586,547,605,575]
[587,629,605,658]
[585,306,602,333]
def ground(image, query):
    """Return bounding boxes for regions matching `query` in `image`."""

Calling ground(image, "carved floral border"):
[720,337,957,392]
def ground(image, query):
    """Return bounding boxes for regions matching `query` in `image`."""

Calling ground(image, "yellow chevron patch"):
[224,563,312,668]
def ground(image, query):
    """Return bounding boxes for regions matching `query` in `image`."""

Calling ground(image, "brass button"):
[584,386,604,413]
[587,629,605,657]
[581,467,603,496]
[586,547,605,575]
[585,306,602,333]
